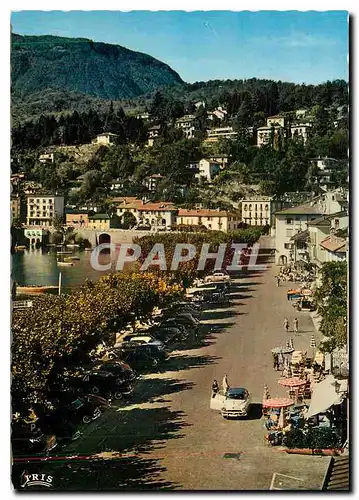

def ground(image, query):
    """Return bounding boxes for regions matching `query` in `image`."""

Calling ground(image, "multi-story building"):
[147,125,161,147]
[26,195,64,227]
[177,208,241,232]
[88,213,122,230]
[195,159,221,183]
[112,197,177,227]
[257,125,287,148]
[274,189,348,265]
[290,123,312,143]
[65,209,92,228]
[143,173,164,192]
[92,133,118,146]
[206,126,238,142]
[175,115,198,139]
[241,197,284,227]
[10,195,26,223]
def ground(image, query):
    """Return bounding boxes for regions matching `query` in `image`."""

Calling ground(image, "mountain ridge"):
[11,33,184,101]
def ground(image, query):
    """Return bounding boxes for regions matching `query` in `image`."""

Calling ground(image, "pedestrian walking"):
[276,276,280,287]
[272,353,279,371]
[212,379,219,398]
[293,318,299,334]
[222,374,229,395]
[283,317,289,333]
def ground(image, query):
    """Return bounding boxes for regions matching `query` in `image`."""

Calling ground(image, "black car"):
[120,345,169,370]
[81,370,133,400]
[96,360,136,383]
[162,316,199,332]
[54,396,102,425]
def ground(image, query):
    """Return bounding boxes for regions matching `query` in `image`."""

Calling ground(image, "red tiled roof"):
[320,234,347,253]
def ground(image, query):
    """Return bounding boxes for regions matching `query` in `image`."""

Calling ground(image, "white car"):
[210,387,251,418]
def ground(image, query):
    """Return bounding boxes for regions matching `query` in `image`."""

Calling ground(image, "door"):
[210,392,226,410]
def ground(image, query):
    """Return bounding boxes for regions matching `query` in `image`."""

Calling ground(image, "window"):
[335,219,340,228]
[243,204,248,211]
[207,217,212,221]
[286,218,293,225]
[265,204,269,211]
[249,204,252,211]
[255,204,258,210]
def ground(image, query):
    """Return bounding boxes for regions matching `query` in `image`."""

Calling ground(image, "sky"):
[11,10,349,84]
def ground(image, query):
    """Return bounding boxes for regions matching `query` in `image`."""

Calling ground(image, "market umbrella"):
[271,346,294,354]
[278,377,307,388]
[262,398,294,408]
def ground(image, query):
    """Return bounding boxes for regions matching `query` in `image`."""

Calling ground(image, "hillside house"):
[175,115,198,139]
[177,208,241,232]
[92,133,118,146]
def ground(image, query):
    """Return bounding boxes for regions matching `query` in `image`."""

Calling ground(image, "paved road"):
[13,238,328,490]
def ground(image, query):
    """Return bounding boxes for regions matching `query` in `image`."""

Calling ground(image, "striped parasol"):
[278,377,307,388]
[263,384,271,400]
[262,397,294,408]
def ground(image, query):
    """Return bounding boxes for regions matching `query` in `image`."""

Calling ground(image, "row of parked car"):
[12,270,232,457]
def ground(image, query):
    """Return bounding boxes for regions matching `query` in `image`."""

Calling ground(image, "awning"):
[305,375,347,419]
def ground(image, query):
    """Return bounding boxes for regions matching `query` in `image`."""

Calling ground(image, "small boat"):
[16,285,59,295]
[57,261,74,267]
[66,244,80,248]
[57,251,73,255]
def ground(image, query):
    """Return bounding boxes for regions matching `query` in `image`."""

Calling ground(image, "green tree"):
[314,262,347,353]
[121,211,137,229]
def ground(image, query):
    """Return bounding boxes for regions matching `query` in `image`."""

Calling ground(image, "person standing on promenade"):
[293,318,299,334]
[222,374,229,395]
[283,318,289,333]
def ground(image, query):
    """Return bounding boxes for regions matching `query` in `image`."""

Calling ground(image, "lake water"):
[11,248,119,291]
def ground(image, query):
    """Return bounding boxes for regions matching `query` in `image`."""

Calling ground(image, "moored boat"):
[14,245,27,251]
[57,261,74,267]
[57,251,73,255]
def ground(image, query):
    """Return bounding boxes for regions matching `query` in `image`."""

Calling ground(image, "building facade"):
[274,189,348,265]
[175,115,198,139]
[92,133,118,146]
[112,197,177,227]
[241,197,283,227]
[195,159,221,182]
[65,209,92,228]
[177,209,241,232]
[88,213,122,230]
[26,195,64,227]
[206,126,238,142]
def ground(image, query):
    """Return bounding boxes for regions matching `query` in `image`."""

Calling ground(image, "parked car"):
[80,370,134,400]
[162,316,199,332]
[96,360,136,383]
[119,344,169,364]
[120,348,167,371]
[118,334,165,349]
[57,396,102,424]
[210,387,252,419]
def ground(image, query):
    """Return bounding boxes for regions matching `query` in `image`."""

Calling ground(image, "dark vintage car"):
[56,396,102,424]
[81,370,134,400]
[119,345,169,371]
[96,360,136,383]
